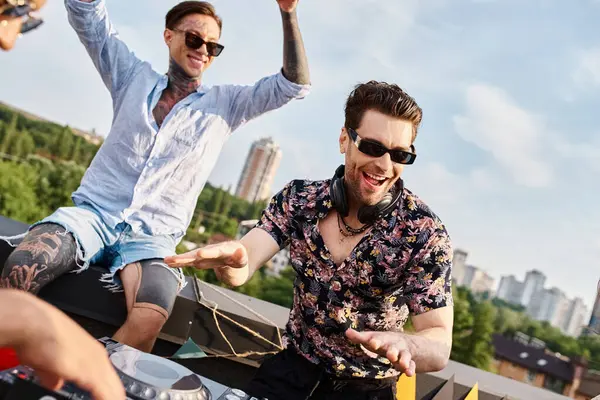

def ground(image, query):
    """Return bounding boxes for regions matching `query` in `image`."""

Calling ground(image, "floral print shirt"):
[256,179,453,379]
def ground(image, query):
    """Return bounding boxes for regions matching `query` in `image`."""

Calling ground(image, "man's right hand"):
[166,228,280,287]
[2,290,126,400]
[165,241,248,270]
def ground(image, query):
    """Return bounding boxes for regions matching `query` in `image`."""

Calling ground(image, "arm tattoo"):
[1,223,78,294]
[280,10,311,85]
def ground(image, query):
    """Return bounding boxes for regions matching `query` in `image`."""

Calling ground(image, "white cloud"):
[453,84,553,187]
[572,48,600,88]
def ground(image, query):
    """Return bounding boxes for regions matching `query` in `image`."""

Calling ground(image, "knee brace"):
[130,259,180,321]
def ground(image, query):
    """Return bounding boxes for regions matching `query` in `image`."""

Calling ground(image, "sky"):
[1,0,599,311]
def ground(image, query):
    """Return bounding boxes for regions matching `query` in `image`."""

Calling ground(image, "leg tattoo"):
[1,223,78,294]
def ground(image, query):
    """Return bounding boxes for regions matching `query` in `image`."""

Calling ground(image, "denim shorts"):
[1,204,186,293]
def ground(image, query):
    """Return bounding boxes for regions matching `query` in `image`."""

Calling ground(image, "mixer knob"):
[143,387,157,398]
[225,395,241,400]
[129,382,142,394]
[231,389,246,397]
[158,392,170,399]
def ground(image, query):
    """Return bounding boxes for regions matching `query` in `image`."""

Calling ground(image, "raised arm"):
[278,0,310,85]
[224,1,311,131]
[66,0,141,96]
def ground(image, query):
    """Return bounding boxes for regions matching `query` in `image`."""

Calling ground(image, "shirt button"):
[148,161,153,167]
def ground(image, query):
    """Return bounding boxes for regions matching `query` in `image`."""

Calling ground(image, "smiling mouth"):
[362,171,388,187]
[187,55,205,68]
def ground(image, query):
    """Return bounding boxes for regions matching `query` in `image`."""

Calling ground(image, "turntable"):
[0,337,264,400]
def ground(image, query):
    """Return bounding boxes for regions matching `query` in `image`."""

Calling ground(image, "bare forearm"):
[0,290,40,349]
[404,328,451,372]
[280,10,310,85]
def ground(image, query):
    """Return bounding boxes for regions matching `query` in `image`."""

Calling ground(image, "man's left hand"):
[346,328,416,376]
[277,0,298,13]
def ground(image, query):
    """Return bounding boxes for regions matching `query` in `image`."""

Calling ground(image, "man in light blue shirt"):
[0,0,310,352]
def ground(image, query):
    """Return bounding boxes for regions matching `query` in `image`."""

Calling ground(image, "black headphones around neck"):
[330,164,403,225]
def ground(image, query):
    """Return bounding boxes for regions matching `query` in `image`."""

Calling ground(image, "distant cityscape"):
[453,249,596,338]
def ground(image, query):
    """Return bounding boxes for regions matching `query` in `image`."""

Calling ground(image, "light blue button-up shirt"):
[65,0,310,239]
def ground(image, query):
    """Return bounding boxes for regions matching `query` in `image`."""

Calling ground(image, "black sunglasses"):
[347,127,417,165]
[171,29,224,57]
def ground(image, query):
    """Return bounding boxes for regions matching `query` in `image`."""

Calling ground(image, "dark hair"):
[165,1,222,33]
[344,81,423,141]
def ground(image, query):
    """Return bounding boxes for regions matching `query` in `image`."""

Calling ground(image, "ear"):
[164,29,172,47]
[339,127,348,154]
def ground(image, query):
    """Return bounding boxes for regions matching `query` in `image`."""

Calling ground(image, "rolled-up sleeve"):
[225,70,311,131]
[65,0,141,97]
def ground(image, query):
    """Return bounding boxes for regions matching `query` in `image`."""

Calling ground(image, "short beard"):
[344,175,381,207]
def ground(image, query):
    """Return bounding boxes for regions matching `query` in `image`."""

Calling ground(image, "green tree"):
[465,301,496,371]
[45,161,85,210]
[208,189,224,214]
[220,192,233,217]
[70,136,82,163]
[0,161,48,223]
[229,197,250,220]
[9,131,35,158]
[0,114,18,154]
[494,307,521,335]
[260,267,295,308]
[450,288,474,364]
[50,127,74,160]
[491,297,525,312]
[247,200,267,220]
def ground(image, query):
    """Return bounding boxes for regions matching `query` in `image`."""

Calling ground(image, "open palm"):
[346,329,416,376]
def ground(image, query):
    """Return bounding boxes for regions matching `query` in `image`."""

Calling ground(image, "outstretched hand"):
[346,328,416,376]
[164,241,248,270]
[277,0,299,13]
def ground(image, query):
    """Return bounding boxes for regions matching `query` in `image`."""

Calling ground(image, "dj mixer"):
[0,337,265,400]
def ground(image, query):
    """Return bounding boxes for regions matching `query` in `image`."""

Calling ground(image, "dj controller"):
[0,337,265,400]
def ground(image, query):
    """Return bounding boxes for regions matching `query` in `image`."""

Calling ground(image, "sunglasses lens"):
[358,141,386,158]
[183,32,223,57]
[207,43,224,57]
[184,32,204,49]
[391,151,416,164]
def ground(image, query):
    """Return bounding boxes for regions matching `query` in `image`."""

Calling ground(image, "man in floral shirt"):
[167,81,454,400]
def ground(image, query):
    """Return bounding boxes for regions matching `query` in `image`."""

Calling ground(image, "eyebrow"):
[179,27,218,42]
[361,136,411,152]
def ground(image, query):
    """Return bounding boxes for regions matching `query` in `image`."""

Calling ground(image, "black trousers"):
[246,346,398,400]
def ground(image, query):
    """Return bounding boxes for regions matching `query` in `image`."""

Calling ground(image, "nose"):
[198,43,209,57]
[373,152,393,174]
